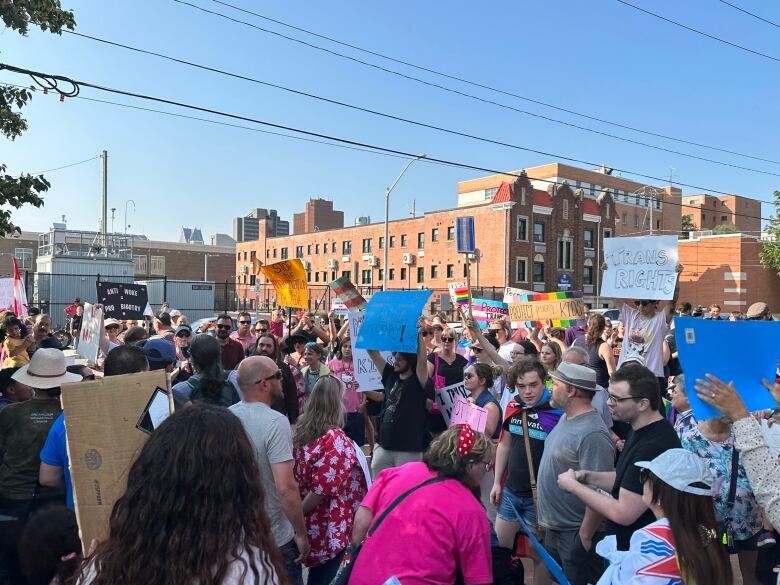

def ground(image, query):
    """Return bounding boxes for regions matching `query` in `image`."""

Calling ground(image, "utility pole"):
[101,150,108,251]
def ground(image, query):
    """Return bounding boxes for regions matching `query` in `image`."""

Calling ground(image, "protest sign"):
[331,299,349,316]
[508,291,585,327]
[471,298,509,329]
[435,381,470,426]
[96,281,149,320]
[503,286,535,328]
[76,303,103,364]
[329,276,367,312]
[261,259,309,309]
[349,312,389,391]
[450,395,488,432]
[447,281,467,304]
[601,235,679,300]
[62,370,170,547]
[674,317,780,420]
[354,290,432,353]
[0,278,13,311]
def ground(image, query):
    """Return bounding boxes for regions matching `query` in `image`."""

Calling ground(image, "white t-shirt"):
[498,341,515,362]
[617,303,668,376]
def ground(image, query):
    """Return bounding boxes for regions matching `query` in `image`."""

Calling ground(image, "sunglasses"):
[239,320,252,325]
[421,330,433,337]
[176,332,191,338]
[441,336,456,342]
[463,372,478,379]
[471,346,483,353]
[260,370,283,382]
[105,325,119,330]
[216,324,232,330]
[634,300,657,307]
[256,328,267,333]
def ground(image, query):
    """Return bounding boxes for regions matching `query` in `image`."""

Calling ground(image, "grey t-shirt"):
[229,401,294,547]
[537,409,615,531]
[592,385,614,429]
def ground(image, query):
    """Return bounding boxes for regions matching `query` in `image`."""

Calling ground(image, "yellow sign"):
[261,259,309,309]
[508,298,585,322]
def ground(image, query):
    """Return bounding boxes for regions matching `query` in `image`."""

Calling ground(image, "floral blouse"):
[293,428,367,566]
[680,424,762,540]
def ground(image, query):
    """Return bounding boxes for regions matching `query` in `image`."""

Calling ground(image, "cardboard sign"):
[61,370,170,547]
[503,287,535,328]
[0,277,13,311]
[447,281,466,304]
[329,276,367,312]
[331,299,349,316]
[508,291,585,326]
[435,381,471,426]
[348,312,389,391]
[76,303,103,364]
[471,298,509,329]
[450,395,488,432]
[601,235,679,300]
[96,281,149,320]
[674,317,780,420]
[261,259,309,309]
[354,290,432,353]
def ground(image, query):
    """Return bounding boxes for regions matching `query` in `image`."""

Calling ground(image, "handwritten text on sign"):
[349,312,392,391]
[77,302,103,364]
[435,381,471,426]
[450,395,488,432]
[261,259,309,309]
[508,298,585,322]
[601,235,679,300]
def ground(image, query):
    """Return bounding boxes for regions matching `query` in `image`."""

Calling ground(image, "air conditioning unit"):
[327,258,338,269]
[367,256,379,267]
[240,265,248,274]
[402,253,415,265]
[303,261,311,270]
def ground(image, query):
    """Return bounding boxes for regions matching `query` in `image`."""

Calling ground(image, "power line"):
[8,155,100,179]
[615,0,780,63]
[718,0,780,29]
[63,30,780,180]
[0,64,773,223]
[182,0,780,167]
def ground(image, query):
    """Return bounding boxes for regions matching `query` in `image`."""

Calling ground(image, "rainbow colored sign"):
[507,291,585,327]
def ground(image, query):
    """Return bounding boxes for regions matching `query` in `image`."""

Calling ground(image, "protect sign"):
[261,259,309,309]
[601,235,679,300]
[508,292,585,326]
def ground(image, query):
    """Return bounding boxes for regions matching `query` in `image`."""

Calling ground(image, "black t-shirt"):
[608,418,681,550]
[378,363,432,452]
[504,401,558,496]
[427,352,467,433]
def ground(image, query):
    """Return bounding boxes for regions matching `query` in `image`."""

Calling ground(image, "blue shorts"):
[496,488,537,527]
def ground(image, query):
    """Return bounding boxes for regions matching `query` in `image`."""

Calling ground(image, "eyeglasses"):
[421,330,432,337]
[261,370,283,382]
[606,392,640,404]
[441,336,455,342]
[239,320,251,325]
[256,328,267,333]
[105,325,119,330]
[489,328,502,333]
[176,332,191,338]
[216,324,232,330]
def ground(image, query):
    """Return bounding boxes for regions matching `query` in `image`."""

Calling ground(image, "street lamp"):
[383,154,426,291]
[124,200,136,234]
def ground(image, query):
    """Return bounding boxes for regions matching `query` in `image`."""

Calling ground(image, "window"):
[533,222,545,243]
[133,255,148,274]
[362,238,372,253]
[721,215,728,221]
[307,271,312,283]
[400,234,408,248]
[13,248,32,270]
[342,240,351,254]
[430,265,438,279]
[378,268,384,281]
[584,228,595,249]
[389,235,396,248]
[315,244,320,254]
[280,247,288,260]
[644,217,650,229]
[604,228,612,238]
[655,199,661,210]
[315,272,320,282]
[562,199,569,220]
[266,249,270,259]
[331,271,337,281]
[584,260,594,285]
[388,268,395,281]
[485,187,498,200]
[361,270,371,285]
[400,267,407,281]
[150,255,166,275]
[295,246,304,258]
[634,194,640,205]
[656,220,662,230]
[702,213,707,221]
[446,264,454,278]
[605,203,611,219]
[417,267,425,282]
[243,251,247,261]
[533,255,544,283]
[417,232,425,249]
[236,252,241,261]
[516,216,528,241]
[463,263,468,277]
[331,242,336,253]
[557,238,572,270]
[250,250,256,260]
[431,228,439,243]
[622,212,627,225]
[341,270,351,281]
[272,249,277,258]
[307,245,311,255]
[378,236,384,250]
[447,226,455,240]
[589,184,595,197]
[633,214,639,228]
[250,275,256,285]
[515,257,528,283]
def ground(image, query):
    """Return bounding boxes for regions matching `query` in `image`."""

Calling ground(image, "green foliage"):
[760,191,780,276]
[681,214,697,233]
[0,0,75,236]
[712,222,737,234]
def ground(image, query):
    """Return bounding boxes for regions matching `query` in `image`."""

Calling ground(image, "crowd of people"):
[0,286,779,585]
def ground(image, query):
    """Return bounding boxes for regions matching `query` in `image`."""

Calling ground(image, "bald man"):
[229,357,309,584]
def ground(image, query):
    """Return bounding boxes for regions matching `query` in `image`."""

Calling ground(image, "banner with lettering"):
[435,381,471,426]
[348,311,392,391]
[450,395,488,432]
[471,298,509,329]
[96,282,149,320]
[503,286,536,328]
[508,291,585,327]
[601,235,679,300]
[261,259,309,309]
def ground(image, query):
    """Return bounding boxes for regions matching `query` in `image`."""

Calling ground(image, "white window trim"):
[515,256,529,283]
[516,215,529,241]
[584,228,596,250]
[557,238,573,271]
[532,254,545,283]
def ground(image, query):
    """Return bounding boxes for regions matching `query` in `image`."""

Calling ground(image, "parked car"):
[590,308,620,321]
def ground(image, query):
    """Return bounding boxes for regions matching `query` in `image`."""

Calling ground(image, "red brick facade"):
[292,198,344,234]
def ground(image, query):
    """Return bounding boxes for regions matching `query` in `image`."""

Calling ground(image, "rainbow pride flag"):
[454,286,470,305]
[509,291,585,328]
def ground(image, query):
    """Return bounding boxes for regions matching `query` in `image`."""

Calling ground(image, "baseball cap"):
[549,362,597,392]
[104,318,121,328]
[175,324,192,337]
[169,309,181,317]
[143,338,177,366]
[746,301,769,320]
[635,448,712,496]
[155,312,172,326]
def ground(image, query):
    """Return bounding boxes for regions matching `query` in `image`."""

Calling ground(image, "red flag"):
[12,258,28,317]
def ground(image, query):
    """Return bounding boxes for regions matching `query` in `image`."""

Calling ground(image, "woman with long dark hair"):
[573,313,616,388]
[171,335,239,408]
[595,448,732,585]
[78,405,285,585]
[292,377,367,585]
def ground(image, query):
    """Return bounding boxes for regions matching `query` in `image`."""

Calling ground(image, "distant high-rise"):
[355,216,371,226]
[211,233,236,247]
[179,227,204,245]
[293,198,344,234]
[233,208,290,242]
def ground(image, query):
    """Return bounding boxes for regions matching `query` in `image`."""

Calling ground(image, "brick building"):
[236,171,617,309]
[293,198,344,234]
[0,231,40,276]
[678,233,780,313]
[680,194,761,233]
[457,162,682,237]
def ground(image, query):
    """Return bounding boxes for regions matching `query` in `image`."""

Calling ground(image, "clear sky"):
[3,0,779,240]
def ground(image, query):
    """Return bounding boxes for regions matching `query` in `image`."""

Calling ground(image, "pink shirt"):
[349,462,492,585]
[230,331,257,352]
[327,358,362,413]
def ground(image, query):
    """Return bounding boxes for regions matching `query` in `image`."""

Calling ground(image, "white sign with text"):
[601,235,679,300]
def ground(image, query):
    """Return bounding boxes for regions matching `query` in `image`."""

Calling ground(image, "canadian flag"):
[11,258,29,317]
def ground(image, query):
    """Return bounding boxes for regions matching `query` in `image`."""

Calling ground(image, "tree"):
[681,214,697,235]
[712,222,737,234]
[760,190,780,275]
[0,1,75,236]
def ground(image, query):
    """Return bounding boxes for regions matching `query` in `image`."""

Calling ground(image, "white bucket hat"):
[635,448,712,496]
[11,348,83,389]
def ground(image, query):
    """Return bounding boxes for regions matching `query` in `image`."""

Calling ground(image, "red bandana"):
[455,424,475,457]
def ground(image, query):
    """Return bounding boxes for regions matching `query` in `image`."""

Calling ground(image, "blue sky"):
[2,0,779,240]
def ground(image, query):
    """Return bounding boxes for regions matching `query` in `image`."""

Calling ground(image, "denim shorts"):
[496,488,537,527]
